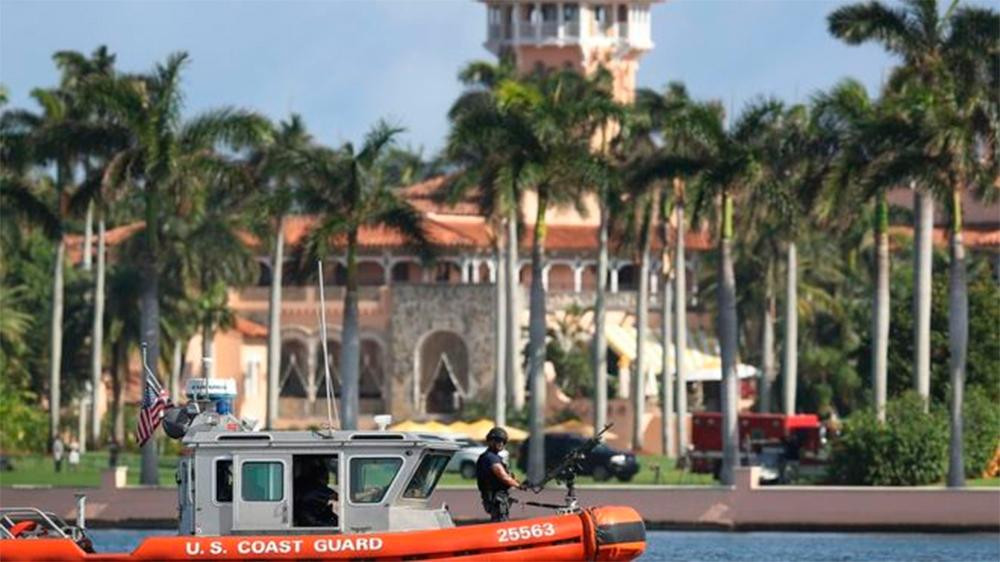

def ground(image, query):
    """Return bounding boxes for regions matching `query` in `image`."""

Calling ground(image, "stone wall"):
[388,284,497,419]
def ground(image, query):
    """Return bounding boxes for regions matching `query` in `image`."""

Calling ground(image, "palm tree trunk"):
[494,238,507,426]
[505,208,524,410]
[340,230,361,430]
[593,200,609,435]
[760,256,775,413]
[170,339,183,403]
[661,269,674,457]
[782,242,798,415]
[83,202,94,272]
[674,203,689,455]
[947,189,967,488]
[527,193,549,483]
[140,257,161,485]
[202,321,214,378]
[89,216,106,448]
[873,195,890,423]
[719,193,739,486]
[49,239,65,449]
[913,189,933,409]
[111,339,125,446]
[632,240,651,452]
[266,217,285,429]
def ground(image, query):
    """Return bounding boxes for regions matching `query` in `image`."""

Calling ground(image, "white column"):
[460,257,471,284]
[471,258,482,283]
[542,264,551,291]
[382,257,392,286]
[488,260,497,283]
[557,3,564,38]
[610,264,620,294]
[534,2,541,38]
[573,263,583,293]
[650,263,658,295]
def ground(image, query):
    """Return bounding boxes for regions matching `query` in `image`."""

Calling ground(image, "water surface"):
[88,529,1000,561]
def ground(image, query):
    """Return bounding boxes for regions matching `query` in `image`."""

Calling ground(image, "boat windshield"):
[402,453,451,499]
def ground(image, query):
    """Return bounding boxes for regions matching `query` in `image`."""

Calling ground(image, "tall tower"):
[482,1,659,102]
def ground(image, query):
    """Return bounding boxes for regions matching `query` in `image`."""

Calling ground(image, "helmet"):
[486,427,509,443]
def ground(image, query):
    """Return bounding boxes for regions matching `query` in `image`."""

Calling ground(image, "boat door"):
[343,454,405,533]
[232,453,291,532]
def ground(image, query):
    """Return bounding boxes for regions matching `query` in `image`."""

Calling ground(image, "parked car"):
[419,434,510,479]
[517,433,639,482]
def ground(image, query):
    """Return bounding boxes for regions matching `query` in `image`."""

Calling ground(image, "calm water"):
[89,529,1000,561]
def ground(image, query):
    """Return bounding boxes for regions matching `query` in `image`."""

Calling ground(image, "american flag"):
[136,357,169,446]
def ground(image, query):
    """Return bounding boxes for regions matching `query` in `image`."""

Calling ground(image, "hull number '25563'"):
[496,523,556,543]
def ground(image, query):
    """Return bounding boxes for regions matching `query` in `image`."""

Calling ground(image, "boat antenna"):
[317,260,340,432]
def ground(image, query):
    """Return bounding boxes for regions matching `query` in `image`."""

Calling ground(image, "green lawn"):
[0,451,178,487]
[438,454,714,487]
[3,451,994,489]
[966,476,1000,488]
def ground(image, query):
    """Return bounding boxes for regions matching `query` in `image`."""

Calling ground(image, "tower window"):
[563,3,578,22]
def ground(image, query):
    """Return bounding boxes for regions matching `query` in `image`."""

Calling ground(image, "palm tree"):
[52,46,119,449]
[828,0,998,411]
[634,83,719,455]
[0,78,109,449]
[694,99,781,484]
[446,59,530,424]
[812,80,898,423]
[87,52,270,483]
[246,114,313,430]
[297,121,430,430]
[491,69,598,481]
[834,2,997,485]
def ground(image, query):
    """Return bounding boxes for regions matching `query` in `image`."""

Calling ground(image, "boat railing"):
[0,507,72,539]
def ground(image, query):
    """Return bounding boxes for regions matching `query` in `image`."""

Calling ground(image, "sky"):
[1,0,898,155]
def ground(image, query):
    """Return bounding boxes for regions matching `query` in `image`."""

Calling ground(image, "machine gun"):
[521,424,613,513]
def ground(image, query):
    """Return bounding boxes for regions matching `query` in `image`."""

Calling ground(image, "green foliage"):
[870,252,1000,405]
[962,386,1000,479]
[545,340,593,399]
[0,375,48,452]
[828,392,948,486]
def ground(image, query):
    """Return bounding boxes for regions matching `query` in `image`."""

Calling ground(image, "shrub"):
[828,392,948,485]
[963,386,1000,479]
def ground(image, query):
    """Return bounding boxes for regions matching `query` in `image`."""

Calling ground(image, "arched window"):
[417,331,469,415]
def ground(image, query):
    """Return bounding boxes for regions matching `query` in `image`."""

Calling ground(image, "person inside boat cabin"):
[293,456,339,527]
[477,427,520,522]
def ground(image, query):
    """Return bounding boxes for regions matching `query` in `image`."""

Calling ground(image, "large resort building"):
[77,1,1000,452]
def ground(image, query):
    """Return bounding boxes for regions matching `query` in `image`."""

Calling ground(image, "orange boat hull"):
[0,507,645,562]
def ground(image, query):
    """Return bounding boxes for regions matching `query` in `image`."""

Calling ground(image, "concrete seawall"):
[2,468,997,532]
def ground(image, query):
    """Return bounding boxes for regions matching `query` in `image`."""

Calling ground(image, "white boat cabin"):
[173,380,458,536]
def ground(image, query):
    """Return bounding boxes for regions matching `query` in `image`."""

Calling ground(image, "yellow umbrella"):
[420,420,451,433]
[446,420,475,436]
[546,419,618,440]
[501,425,529,442]
[389,420,426,432]
[460,419,529,442]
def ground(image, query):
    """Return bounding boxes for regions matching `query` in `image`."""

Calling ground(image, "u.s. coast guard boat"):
[0,379,646,561]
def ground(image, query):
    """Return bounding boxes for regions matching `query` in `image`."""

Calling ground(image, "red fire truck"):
[688,412,830,483]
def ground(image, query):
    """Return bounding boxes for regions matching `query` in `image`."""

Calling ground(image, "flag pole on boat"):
[317,260,340,431]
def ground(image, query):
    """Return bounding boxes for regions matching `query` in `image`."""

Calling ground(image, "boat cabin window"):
[241,461,284,502]
[292,455,339,528]
[403,453,450,500]
[349,457,402,504]
[215,459,233,503]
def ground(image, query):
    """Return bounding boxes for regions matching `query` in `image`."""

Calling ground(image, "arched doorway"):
[417,331,469,415]
[315,338,386,414]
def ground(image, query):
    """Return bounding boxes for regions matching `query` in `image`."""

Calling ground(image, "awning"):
[605,323,759,383]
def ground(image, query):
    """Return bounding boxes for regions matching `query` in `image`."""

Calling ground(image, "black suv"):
[517,433,640,482]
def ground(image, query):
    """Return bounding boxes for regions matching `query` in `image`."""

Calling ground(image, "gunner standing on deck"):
[476,427,520,522]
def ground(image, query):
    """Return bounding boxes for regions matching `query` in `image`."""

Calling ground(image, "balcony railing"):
[541,21,558,38]
[518,23,536,39]
[618,22,629,39]
[564,21,579,37]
